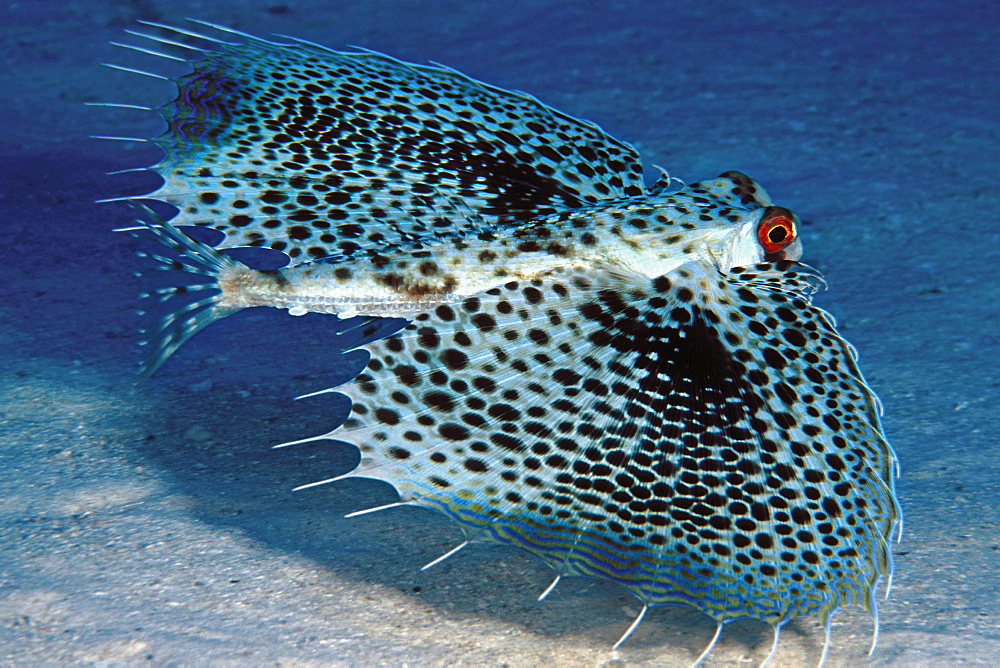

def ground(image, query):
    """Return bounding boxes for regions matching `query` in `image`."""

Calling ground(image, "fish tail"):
[130,203,243,377]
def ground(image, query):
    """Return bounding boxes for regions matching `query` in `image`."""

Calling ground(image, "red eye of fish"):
[757,206,798,254]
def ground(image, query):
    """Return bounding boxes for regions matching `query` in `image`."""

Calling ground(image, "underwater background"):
[1,0,997,664]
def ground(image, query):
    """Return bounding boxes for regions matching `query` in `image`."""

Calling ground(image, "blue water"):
[1,0,997,664]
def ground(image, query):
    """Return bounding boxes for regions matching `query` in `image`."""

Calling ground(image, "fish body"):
[212,190,800,319]
[106,20,899,663]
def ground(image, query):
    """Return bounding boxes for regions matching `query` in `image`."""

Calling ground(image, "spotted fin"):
[128,204,243,377]
[117,21,645,264]
[318,259,899,626]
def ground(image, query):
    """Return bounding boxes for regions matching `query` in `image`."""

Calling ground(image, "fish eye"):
[757,206,798,254]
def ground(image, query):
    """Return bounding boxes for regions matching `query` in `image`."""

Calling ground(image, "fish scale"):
[101,20,900,664]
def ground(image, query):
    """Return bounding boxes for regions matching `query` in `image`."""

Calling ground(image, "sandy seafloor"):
[1,0,997,665]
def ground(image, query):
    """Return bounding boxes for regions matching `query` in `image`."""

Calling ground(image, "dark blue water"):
[1,0,997,664]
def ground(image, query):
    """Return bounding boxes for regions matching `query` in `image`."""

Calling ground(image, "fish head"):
[632,172,803,276]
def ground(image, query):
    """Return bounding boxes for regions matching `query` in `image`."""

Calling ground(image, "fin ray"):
[101,63,171,80]
[110,41,186,61]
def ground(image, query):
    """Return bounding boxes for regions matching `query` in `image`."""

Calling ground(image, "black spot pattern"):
[146,28,644,263]
[339,261,898,626]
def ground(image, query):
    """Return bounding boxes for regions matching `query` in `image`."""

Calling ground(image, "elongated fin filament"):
[294,388,339,401]
[868,604,881,656]
[110,41,186,61]
[292,475,351,492]
[611,604,647,651]
[90,136,152,143]
[271,432,336,449]
[136,20,223,43]
[537,575,560,601]
[125,29,204,51]
[819,614,834,668]
[85,102,154,110]
[761,624,782,667]
[101,63,170,79]
[342,501,410,518]
[419,541,469,571]
[691,622,724,667]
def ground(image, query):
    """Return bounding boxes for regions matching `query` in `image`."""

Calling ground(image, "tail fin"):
[129,203,243,377]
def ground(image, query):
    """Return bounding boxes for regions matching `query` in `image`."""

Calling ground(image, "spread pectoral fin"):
[324,259,898,624]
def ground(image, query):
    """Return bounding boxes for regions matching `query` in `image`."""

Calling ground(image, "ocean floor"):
[1,0,998,665]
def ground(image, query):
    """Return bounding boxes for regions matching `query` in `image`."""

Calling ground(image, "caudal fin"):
[129,203,243,377]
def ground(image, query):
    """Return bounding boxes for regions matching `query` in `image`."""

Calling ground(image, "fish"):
[98,20,901,666]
